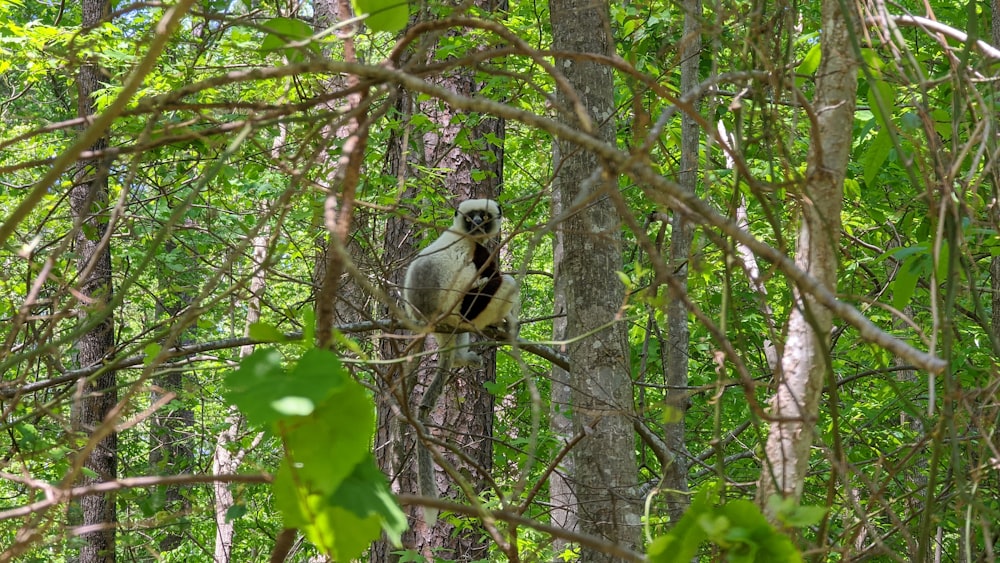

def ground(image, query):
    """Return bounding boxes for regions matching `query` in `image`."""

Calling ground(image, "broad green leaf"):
[329,455,407,546]
[273,382,403,559]
[248,321,287,343]
[647,488,713,562]
[867,80,895,130]
[879,242,928,263]
[780,504,827,527]
[859,48,885,76]
[225,504,247,522]
[352,0,409,33]
[721,500,802,563]
[143,342,161,366]
[892,254,922,311]
[796,43,821,77]
[223,347,349,428]
[259,17,317,62]
[281,378,374,496]
[861,127,892,188]
[260,17,314,45]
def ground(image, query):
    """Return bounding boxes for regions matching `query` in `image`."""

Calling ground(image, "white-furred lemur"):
[402,198,519,524]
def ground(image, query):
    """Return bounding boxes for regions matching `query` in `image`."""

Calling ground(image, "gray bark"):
[549,192,578,548]
[372,6,506,556]
[758,0,859,508]
[549,0,641,556]
[150,238,195,553]
[662,0,701,523]
[73,0,117,560]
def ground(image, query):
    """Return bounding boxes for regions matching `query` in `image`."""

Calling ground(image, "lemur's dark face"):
[456,202,501,237]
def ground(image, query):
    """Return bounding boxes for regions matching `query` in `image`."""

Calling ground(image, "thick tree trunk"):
[73,0,117,560]
[758,0,859,508]
[373,7,505,557]
[549,0,641,557]
[549,194,578,548]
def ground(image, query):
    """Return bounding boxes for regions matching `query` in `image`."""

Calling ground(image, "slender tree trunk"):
[758,0,859,508]
[549,0,641,557]
[371,153,419,562]
[990,1,1000,355]
[212,229,268,562]
[150,238,195,553]
[73,0,117,560]
[661,0,701,523]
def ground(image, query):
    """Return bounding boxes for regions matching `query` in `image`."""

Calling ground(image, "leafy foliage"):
[648,489,814,563]
[0,0,997,560]
[226,345,406,558]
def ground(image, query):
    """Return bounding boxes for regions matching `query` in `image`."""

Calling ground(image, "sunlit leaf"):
[351,0,409,33]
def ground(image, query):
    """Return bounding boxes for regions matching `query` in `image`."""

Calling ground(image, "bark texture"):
[758,0,859,507]
[549,0,641,556]
[662,0,701,523]
[150,239,195,553]
[372,4,506,557]
[212,230,268,562]
[549,193,578,547]
[73,0,117,560]
[991,0,1000,356]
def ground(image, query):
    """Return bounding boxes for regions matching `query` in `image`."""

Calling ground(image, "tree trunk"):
[990,0,1000,356]
[661,0,701,523]
[150,238,195,553]
[372,5,506,557]
[549,193,578,549]
[549,0,641,557]
[73,0,117,560]
[212,228,268,562]
[758,0,859,508]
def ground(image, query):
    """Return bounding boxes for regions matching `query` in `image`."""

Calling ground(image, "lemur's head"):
[453,199,502,238]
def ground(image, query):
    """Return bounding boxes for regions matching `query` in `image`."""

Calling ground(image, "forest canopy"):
[0,0,998,561]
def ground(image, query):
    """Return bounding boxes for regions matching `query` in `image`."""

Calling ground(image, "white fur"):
[403,199,519,366]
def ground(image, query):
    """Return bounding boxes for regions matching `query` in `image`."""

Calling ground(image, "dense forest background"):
[1,0,998,561]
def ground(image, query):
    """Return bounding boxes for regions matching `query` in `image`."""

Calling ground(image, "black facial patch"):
[460,209,498,236]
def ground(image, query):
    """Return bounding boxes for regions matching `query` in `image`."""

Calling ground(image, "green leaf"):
[259,17,317,62]
[892,254,923,311]
[867,80,895,130]
[280,377,373,496]
[225,504,248,522]
[302,308,316,349]
[329,455,407,546]
[796,43,821,77]
[483,380,504,395]
[249,321,287,343]
[861,127,892,188]
[780,504,827,528]
[647,488,713,562]
[143,342,161,366]
[223,347,349,428]
[351,0,409,33]
[272,372,404,560]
